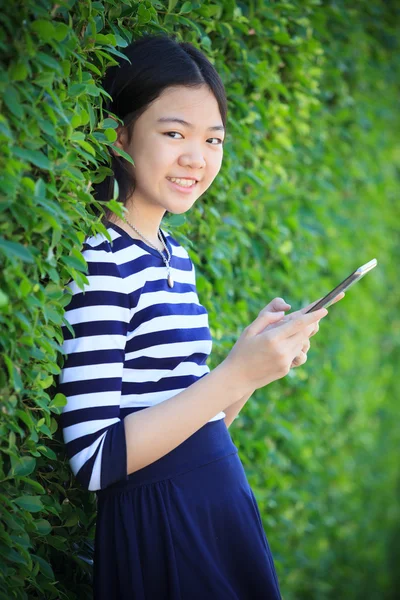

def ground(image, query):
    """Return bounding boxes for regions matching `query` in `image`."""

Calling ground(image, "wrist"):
[218,359,253,401]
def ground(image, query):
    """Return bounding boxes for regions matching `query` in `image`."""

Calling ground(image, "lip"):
[166,177,198,194]
[167,176,199,182]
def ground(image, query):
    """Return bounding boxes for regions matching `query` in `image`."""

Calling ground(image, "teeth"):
[168,177,196,187]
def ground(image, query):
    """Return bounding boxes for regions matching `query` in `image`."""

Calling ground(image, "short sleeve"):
[57,246,131,491]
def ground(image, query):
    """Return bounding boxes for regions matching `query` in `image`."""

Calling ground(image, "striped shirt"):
[57,222,225,492]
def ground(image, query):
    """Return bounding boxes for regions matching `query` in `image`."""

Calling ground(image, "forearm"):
[223,390,254,428]
[124,360,251,475]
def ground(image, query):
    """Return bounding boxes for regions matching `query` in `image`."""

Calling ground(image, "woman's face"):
[114,84,225,215]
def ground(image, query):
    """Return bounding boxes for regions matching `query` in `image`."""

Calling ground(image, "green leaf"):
[19,477,45,494]
[14,495,44,513]
[168,0,179,12]
[64,513,79,527]
[3,86,24,119]
[32,554,55,580]
[100,46,132,62]
[37,445,57,460]
[101,118,119,129]
[0,238,35,262]
[69,83,88,97]
[111,145,135,165]
[37,375,54,390]
[31,20,56,42]
[166,214,186,227]
[34,177,47,198]
[105,128,118,142]
[49,393,67,409]
[0,544,28,566]
[15,409,35,430]
[34,519,52,536]
[12,147,52,171]
[37,423,52,437]
[3,355,23,391]
[9,61,28,82]
[54,22,70,42]
[11,456,36,477]
[61,255,89,272]
[74,139,97,156]
[137,4,151,23]
[0,290,9,307]
[36,51,64,73]
[180,1,193,14]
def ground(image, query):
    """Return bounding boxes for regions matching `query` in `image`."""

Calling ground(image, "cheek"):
[133,142,171,180]
[208,151,223,179]
[199,155,223,194]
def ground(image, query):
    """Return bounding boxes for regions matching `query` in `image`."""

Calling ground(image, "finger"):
[287,331,310,356]
[249,310,286,336]
[266,297,291,312]
[276,307,328,338]
[330,291,345,305]
[308,322,320,338]
[291,350,307,367]
[299,297,323,314]
[299,291,346,314]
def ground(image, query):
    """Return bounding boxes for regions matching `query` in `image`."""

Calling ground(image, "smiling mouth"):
[166,177,198,188]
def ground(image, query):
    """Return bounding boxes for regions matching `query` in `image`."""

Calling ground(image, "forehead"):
[146,85,222,124]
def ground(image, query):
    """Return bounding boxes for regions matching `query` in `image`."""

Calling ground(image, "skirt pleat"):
[93,417,282,600]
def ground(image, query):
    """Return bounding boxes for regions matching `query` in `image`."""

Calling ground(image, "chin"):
[164,196,199,215]
[166,204,195,215]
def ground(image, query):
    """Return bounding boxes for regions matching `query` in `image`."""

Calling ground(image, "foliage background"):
[0,0,399,598]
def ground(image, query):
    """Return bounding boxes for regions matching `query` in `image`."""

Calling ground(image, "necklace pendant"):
[167,273,174,288]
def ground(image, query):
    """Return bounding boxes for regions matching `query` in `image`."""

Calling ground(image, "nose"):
[178,149,206,170]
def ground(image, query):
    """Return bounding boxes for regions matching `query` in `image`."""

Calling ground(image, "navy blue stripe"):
[126,327,212,353]
[97,234,130,253]
[124,353,209,370]
[131,301,206,330]
[82,239,115,252]
[165,253,192,272]
[78,255,123,278]
[123,374,204,395]
[75,443,101,489]
[62,319,128,341]
[58,377,122,398]
[117,250,191,277]
[100,421,127,489]
[65,290,135,311]
[141,279,196,295]
[117,253,165,277]
[66,424,111,458]
[62,348,125,368]
[83,262,122,277]
[61,406,120,428]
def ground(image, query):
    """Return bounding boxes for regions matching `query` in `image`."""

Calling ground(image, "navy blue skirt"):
[93,417,282,599]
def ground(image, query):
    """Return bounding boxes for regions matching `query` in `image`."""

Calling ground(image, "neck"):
[113,198,166,246]
[107,215,165,250]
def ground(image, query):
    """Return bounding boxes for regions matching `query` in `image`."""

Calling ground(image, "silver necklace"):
[121,217,174,288]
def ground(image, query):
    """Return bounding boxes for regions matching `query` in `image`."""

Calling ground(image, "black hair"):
[92,34,228,225]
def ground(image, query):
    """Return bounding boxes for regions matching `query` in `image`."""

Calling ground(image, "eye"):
[164,132,224,145]
[208,137,224,145]
[164,131,183,139]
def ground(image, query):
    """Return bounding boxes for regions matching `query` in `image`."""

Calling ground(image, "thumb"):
[267,297,291,312]
[249,311,285,336]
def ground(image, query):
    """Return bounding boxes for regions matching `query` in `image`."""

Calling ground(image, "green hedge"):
[1,0,399,598]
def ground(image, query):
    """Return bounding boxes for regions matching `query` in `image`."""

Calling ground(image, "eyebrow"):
[157,117,225,132]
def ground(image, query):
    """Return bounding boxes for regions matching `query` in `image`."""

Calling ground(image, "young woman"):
[58,34,336,599]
